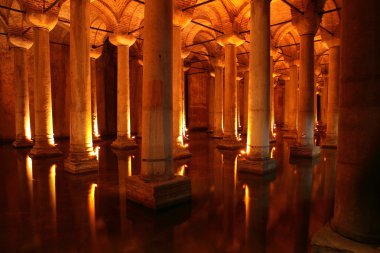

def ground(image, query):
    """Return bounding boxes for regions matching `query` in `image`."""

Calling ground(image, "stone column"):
[172,11,191,159]
[182,65,190,140]
[110,34,137,149]
[208,72,215,133]
[137,58,143,138]
[269,56,276,142]
[90,49,102,142]
[312,0,380,250]
[211,56,224,139]
[217,34,245,149]
[64,0,98,173]
[26,11,62,158]
[238,0,276,174]
[284,61,299,139]
[242,69,249,135]
[290,4,321,158]
[9,36,33,148]
[125,0,191,210]
[236,75,243,131]
[322,39,340,148]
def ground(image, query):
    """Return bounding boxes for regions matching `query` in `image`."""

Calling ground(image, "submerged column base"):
[125,175,192,210]
[64,152,99,174]
[111,136,138,149]
[217,137,243,150]
[238,157,276,175]
[290,145,320,158]
[29,143,62,158]
[311,225,380,253]
[13,138,34,148]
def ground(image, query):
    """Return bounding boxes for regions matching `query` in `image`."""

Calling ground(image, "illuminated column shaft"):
[247,0,271,159]
[323,45,340,148]
[111,34,137,149]
[26,13,61,157]
[90,50,101,141]
[242,70,249,135]
[172,24,191,159]
[140,0,173,181]
[10,38,33,148]
[65,0,98,173]
[211,58,224,138]
[208,73,215,132]
[285,63,298,138]
[269,56,275,140]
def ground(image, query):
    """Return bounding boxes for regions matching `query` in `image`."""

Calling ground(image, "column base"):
[238,157,276,175]
[211,130,223,139]
[290,145,320,158]
[173,145,192,160]
[111,137,138,150]
[13,138,34,148]
[311,225,380,253]
[125,175,192,210]
[64,153,99,174]
[217,138,243,150]
[29,144,62,159]
[321,136,337,149]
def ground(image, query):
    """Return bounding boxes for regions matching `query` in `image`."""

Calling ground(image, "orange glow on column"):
[88,183,97,239]
[176,165,188,176]
[49,164,57,225]
[26,157,33,200]
[127,156,132,177]
[244,184,250,230]
[270,147,276,158]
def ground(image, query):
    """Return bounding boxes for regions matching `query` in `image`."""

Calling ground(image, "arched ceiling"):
[0,0,341,77]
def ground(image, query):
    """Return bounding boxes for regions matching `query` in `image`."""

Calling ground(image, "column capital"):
[90,47,102,59]
[8,36,33,50]
[109,33,136,47]
[26,12,58,31]
[181,49,190,59]
[291,1,323,36]
[173,8,192,29]
[216,33,245,47]
[210,56,225,68]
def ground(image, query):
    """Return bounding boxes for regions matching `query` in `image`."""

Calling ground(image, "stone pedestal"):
[290,145,320,158]
[9,37,34,148]
[238,157,276,175]
[216,35,244,149]
[125,175,191,210]
[26,14,62,158]
[110,34,138,150]
[65,0,98,173]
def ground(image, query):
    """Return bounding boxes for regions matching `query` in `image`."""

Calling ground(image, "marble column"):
[312,0,380,250]
[284,61,299,139]
[137,58,143,138]
[26,12,62,158]
[217,35,244,149]
[172,11,191,159]
[290,5,321,158]
[269,56,276,142]
[64,0,98,173]
[124,0,191,209]
[90,49,102,142]
[9,36,33,148]
[110,34,137,149]
[322,39,340,148]
[242,69,249,135]
[211,56,224,139]
[208,72,215,133]
[239,0,276,174]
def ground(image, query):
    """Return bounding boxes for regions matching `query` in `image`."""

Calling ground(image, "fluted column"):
[64,0,98,173]
[90,49,102,142]
[238,0,276,174]
[284,61,299,139]
[217,34,245,149]
[124,0,191,210]
[312,0,380,250]
[211,57,224,139]
[109,34,137,149]
[322,39,340,148]
[9,36,33,148]
[208,72,215,133]
[25,10,61,158]
[290,4,321,158]
[242,70,249,135]
[172,10,191,159]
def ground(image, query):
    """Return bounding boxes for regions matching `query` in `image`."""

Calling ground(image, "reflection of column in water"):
[241,173,275,253]
[26,156,33,202]
[291,158,319,253]
[49,164,57,227]
[88,183,97,240]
